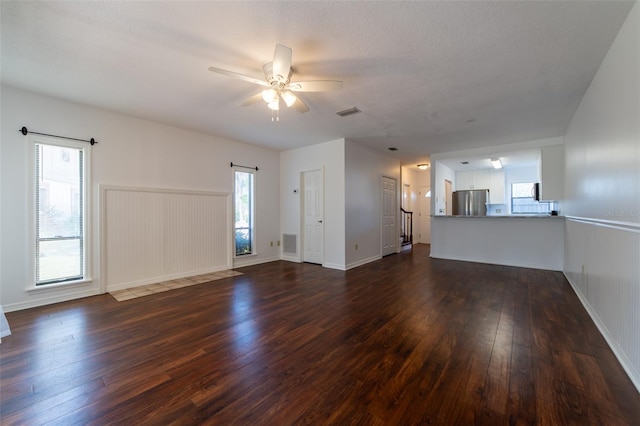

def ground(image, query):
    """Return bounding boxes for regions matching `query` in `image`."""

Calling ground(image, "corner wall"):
[563,3,640,391]
[280,139,346,270]
[1,86,281,311]
[345,140,400,268]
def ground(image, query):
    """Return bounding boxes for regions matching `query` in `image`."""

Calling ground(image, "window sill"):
[234,253,258,259]
[26,278,94,294]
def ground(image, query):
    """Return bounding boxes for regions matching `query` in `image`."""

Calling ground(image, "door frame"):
[445,179,453,216]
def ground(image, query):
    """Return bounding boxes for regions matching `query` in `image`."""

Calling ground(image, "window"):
[234,169,254,256]
[511,182,551,214]
[34,140,89,285]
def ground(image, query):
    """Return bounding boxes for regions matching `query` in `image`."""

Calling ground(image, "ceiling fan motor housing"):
[263,62,292,86]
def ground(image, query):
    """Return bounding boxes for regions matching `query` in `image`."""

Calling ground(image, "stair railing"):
[400,208,413,246]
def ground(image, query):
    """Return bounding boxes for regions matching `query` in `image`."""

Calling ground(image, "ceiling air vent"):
[336,107,361,117]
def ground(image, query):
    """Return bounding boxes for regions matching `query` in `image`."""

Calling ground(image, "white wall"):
[345,140,400,268]
[280,139,346,270]
[1,86,281,311]
[400,166,421,243]
[401,166,419,212]
[563,2,640,391]
[418,168,432,243]
[431,216,564,270]
[432,161,455,215]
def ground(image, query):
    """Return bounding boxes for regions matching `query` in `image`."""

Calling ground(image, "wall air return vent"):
[282,234,297,255]
[336,107,361,117]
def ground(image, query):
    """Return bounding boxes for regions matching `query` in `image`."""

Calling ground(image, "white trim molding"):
[564,216,640,393]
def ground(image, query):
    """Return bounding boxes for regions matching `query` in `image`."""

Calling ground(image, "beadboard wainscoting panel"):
[564,217,640,392]
[102,186,232,292]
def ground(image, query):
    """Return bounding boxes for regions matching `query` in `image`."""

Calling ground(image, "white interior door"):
[303,170,323,264]
[382,176,397,256]
[419,186,431,243]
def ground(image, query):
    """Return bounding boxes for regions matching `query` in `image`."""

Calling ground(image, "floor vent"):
[283,234,297,255]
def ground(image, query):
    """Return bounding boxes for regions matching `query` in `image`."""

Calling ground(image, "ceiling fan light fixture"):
[209,44,343,121]
[262,89,278,103]
[267,99,280,111]
[281,91,297,107]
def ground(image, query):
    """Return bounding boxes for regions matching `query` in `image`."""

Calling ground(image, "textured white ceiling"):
[438,149,541,172]
[1,1,634,164]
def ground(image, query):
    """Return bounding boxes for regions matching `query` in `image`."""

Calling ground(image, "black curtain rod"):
[19,126,98,146]
[230,162,258,171]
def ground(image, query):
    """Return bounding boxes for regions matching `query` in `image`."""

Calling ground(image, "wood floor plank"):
[508,343,537,425]
[1,244,638,424]
[484,329,513,416]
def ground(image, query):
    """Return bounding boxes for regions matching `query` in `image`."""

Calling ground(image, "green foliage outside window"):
[234,170,254,256]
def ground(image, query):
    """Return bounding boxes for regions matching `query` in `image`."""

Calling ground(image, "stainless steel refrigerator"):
[452,190,489,216]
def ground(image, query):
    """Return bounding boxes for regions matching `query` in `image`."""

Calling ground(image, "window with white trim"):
[511,182,551,214]
[34,139,89,285]
[234,169,255,256]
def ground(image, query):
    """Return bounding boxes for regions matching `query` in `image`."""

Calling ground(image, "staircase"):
[400,207,413,247]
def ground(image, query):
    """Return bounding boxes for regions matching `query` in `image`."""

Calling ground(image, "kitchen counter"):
[430,215,564,270]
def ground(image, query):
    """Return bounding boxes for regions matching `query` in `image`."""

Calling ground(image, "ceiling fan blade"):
[240,93,264,107]
[272,44,292,82]
[288,80,343,92]
[292,97,310,114]
[208,66,269,87]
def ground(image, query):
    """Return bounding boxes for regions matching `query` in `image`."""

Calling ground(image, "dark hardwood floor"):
[1,244,639,425]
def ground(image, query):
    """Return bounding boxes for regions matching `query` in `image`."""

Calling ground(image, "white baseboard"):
[280,254,301,263]
[345,255,382,270]
[233,255,280,269]
[278,255,381,271]
[322,262,346,271]
[429,252,562,271]
[3,288,102,313]
[107,265,234,292]
[564,271,640,394]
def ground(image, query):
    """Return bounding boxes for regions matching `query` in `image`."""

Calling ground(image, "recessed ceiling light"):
[388,147,398,151]
[466,118,476,123]
[461,161,469,165]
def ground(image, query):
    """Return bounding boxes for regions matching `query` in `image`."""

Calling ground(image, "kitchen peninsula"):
[430,139,566,271]
[430,215,565,270]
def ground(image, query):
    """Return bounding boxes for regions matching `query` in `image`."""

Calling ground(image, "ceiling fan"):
[208,44,342,121]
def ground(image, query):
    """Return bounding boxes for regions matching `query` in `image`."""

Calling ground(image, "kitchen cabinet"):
[455,169,490,191]
[488,169,505,204]
[456,171,473,190]
[539,145,564,201]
